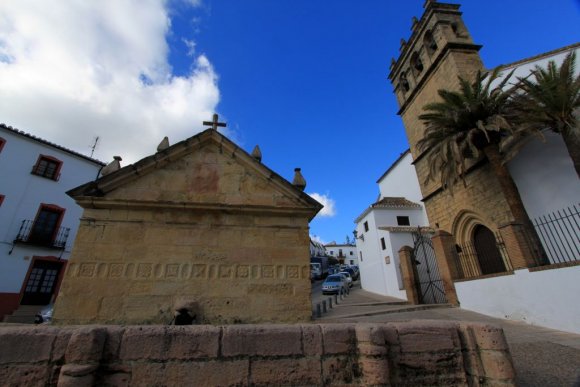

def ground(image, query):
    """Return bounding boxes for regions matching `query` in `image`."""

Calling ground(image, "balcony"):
[13,220,70,250]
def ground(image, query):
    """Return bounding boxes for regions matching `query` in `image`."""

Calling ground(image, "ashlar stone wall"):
[53,130,321,325]
[0,322,516,386]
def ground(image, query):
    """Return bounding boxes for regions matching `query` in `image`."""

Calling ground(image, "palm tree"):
[417,69,545,264]
[513,51,580,177]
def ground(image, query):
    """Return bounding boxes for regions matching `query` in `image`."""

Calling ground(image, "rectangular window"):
[29,204,65,245]
[364,221,369,232]
[339,249,343,256]
[397,216,410,226]
[350,251,353,255]
[381,237,386,250]
[31,155,62,181]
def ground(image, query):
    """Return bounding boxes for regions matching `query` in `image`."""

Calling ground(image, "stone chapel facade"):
[52,128,322,325]
[388,1,543,273]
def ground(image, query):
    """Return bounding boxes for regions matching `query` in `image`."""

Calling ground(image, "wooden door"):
[21,260,62,305]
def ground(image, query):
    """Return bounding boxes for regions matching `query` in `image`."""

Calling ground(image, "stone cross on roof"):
[203,113,226,131]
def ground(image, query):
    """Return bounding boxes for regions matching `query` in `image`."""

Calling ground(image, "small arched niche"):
[423,30,438,56]
[410,52,424,77]
[399,71,410,93]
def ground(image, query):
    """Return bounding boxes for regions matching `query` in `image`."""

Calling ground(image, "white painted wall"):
[325,245,358,265]
[493,46,580,220]
[508,132,579,219]
[355,207,426,300]
[0,127,102,293]
[377,152,429,225]
[455,265,580,334]
[356,211,388,296]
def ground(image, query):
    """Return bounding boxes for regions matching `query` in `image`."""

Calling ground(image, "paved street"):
[312,283,580,386]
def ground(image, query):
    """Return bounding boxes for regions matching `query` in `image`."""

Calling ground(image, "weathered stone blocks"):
[0,321,517,386]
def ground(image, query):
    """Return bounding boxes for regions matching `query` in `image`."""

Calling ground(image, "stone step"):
[2,305,45,324]
[3,314,36,324]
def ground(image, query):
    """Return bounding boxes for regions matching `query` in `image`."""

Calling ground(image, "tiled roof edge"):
[1,123,106,166]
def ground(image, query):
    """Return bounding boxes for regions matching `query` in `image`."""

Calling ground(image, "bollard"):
[334,294,338,305]
[316,303,321,318]
[322,300,327,313]
[328,297,333,309]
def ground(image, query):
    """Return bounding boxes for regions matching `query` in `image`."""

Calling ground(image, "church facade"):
[388,1,578,272]
[386,1,580,333]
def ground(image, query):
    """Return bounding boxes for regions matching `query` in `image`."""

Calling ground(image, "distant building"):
[354,150,428,299]
[309,239,326,258]
[324,242,358,266]
[0,124,104,321]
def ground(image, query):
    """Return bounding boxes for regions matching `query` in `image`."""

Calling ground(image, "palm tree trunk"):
[561,129,580,178]
[482,145,547,265]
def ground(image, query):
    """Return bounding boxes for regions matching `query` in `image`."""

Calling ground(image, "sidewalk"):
[317,288,580,386]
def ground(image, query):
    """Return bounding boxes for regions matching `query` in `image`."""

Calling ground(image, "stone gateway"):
[52,128,322,325]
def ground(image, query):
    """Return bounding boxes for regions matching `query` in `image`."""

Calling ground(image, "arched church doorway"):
[473,225,506,275]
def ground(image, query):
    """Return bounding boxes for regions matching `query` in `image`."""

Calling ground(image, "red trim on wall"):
[31,154,63,181]
[0,293,21,320]
[0,194,4,207]
[18,256,68,305]
[0,137,5,152]
[32,203,66,243]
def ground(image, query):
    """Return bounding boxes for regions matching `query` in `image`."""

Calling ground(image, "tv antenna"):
[90,136,100,158]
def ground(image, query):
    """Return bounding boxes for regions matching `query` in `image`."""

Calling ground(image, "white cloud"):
[309,192,336,217]
[0,0,220,164]
[182,38,196,57]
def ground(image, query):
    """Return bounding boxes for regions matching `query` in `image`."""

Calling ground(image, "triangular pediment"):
[68,130,322,219]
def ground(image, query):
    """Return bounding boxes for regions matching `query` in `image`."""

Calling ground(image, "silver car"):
[338,271,353,287]
[321,274,349,295]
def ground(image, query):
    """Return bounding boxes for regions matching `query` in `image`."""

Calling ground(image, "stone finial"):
[292,168,306,191]
[157,136,169,152]
[411,16,419,32]
[390,58,396,70]
[100,156,122,176]
[399,39,407,52]
[251,145,262,162]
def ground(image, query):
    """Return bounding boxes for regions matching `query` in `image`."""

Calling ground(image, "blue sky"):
[1,1,579,244]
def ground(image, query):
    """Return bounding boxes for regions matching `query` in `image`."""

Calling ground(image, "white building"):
[309,239,326,258]
[0,124,104,321]
[354,150,429,300]
[324,243,358,266]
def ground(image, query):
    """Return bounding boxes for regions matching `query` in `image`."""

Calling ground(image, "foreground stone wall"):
[0,321,516,386]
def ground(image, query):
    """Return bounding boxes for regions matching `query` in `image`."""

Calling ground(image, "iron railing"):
[532,204,580,264]
[454,232,513,279]
[13,219,70,249]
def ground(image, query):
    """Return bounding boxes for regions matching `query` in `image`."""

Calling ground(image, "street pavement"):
[312,281,580,386]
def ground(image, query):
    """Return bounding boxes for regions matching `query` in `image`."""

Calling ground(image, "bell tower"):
[388,1,518,237]
[389,1,484,162]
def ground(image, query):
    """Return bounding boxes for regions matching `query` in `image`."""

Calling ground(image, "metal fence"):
[532,204,580,264]
[454,232,513,279]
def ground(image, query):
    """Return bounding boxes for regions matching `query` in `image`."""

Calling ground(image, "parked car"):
[338,271,353,287]
[342,267,359,281]
[321,274,349,295]
[310,263,322,280]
